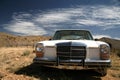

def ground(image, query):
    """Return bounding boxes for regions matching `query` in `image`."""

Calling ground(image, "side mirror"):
[94,38,99,41]
[49,38,52,40]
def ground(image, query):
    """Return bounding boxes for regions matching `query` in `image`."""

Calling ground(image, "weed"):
[22,50,30,56]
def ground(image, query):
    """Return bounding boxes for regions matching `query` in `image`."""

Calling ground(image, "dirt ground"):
[0,47,120,80]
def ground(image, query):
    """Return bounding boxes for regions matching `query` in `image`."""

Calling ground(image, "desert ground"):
[0,47,120,80]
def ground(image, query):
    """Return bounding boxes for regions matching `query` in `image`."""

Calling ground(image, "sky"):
[0,0,120,39]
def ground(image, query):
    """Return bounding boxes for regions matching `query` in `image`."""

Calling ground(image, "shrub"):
[22,50,30,56]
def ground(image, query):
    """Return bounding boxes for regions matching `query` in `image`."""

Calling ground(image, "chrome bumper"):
[33,57,111,68]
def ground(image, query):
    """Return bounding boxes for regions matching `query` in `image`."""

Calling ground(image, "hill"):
[0,32,120,50]
[98,37,120,50]
[0,32,51,47]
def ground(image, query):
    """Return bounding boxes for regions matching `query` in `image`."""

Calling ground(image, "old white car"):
[33,30,111,76]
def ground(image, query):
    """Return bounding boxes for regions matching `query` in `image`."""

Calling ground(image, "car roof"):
[55,29,90,32]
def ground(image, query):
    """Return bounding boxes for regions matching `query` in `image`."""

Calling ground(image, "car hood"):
[37,40,107,48]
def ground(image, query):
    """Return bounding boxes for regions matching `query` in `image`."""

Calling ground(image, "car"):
[33,29,111,77]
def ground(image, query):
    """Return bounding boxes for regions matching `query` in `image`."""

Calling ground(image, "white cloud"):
[75,19,103,25]
[3,5,120,37]
[4,21,47,35]
[93,6,120,19]
[92,6,120,30]
[36,12,71,24]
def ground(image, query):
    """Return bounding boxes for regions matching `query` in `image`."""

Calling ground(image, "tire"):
[95,68,107,77]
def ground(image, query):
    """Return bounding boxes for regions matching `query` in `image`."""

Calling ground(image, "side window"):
[53,31,61,40]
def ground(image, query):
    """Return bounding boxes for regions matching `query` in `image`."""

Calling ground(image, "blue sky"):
[0,0,120,39]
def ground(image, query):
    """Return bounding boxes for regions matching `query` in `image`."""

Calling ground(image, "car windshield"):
[52,30,93,40]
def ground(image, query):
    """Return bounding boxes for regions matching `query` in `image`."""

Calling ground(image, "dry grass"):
[0,47,120,80]
[101,53,120,80]
[0,47,37,80]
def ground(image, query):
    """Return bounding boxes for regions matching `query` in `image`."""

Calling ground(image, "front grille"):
[57,46,86,60]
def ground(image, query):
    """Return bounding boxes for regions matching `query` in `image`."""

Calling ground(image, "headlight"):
[36,43,44,52]
[100,45,110,54]
[35,43,44,57]
[100,44,110,60]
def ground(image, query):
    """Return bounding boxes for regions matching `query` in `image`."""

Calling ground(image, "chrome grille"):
[57,46,86,60]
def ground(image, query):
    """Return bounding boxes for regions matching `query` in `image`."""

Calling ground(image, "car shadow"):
[15,63,102,80]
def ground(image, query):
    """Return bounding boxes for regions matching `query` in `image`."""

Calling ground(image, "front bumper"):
[33,57,111,69]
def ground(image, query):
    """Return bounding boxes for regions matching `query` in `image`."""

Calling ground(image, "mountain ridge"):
[0,32,50,47]
[98,37,120,50]
[0,32,120,50]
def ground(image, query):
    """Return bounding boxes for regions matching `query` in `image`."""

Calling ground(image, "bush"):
[22,50,30,56]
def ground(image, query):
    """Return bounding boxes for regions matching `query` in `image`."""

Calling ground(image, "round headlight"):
[36,43,44,52]
[100,44,110,60]
[100,45,110,54]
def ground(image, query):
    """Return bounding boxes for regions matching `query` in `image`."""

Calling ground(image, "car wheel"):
[95,68,107,77]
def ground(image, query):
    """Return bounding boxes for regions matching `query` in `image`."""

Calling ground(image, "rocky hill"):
[98,37,120,50]
[0,32,120,50]
[0,32,51,47]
